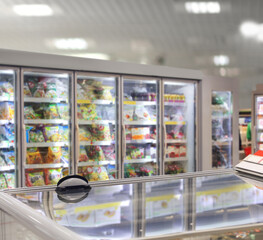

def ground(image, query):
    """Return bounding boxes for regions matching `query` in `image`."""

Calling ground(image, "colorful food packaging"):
[43,104,59,119]
[124,164,137,178]
[44,126,61,142]
[4,172,15,188]
[83,166,109,181]
[26,148,43,164]
[33,82,45,98]
[57,103,68,119]
[77,104,98,120]
[96,86,113,100]
[59,125,69,141]
[24,106,38,119]
[0,125,8,141]
[29,128,45,143]
[45,147,62,163]
[131,127,150,140]
[45,82,57,98]
[26,78,38,96]
[86,146,105,161]
[179,145,186,157]
[0,155,6,167]
[24,84,32,97]
[45,168,62,185]
[0,102,9,120]
[61,147,69,164]
[88,124,111,141]
[26,171,45,187]
[126,145,144,160]
[124,106,134,121]
[2,151,15,165]
[125,127,132,140]
[5,124,15,142]
[107,164,116,179]
[0,174,7,189]
[0,82,14,97]
[101,146,115,161]
[79,146,89,162]
[134,106,151,121]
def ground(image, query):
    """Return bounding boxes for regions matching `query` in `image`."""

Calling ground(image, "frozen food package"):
[101,146,115,161]
[134,106,151,121]
[44,126,61,142]
[89,124,111,141]
[2,151,15,165]
[124,106,134,121]
[77,104,98,120]
[45,82,57,98]
[45,147,62,163]
[124,164,137,178]
[86,146,105,161]
[61,147,69,163]
[0,82,14,97]
[24,106,38,119]
[0,125,8,141]
[45,168,62,185]
[125,127,132,140]
[167,145,179,158]
[29,128,45,143]
[7,102,14,120]
[79,127,92,141]
[59,126,69,141]
[26,148,43,164]
[179,145,186,157]
[83,166,109,181]
[0,102,9,120]
[79,146,89,162]
[4,123,15,142]
[96,86,113,100]
[107,164,116,179]
[55,79,68,98]
[26,171,45,187]
[26,78,38,96]
[24,84,32,97]
[57,103,68,119]
[4,172,15,188]
[33,82,45,98]
[43,104,59,119]
[131,127,150,140]
[0,174,7,189]
[139,163,155,176]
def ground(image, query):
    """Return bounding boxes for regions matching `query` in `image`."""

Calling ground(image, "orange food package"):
[26,148,43,164]
[45,147,62,163]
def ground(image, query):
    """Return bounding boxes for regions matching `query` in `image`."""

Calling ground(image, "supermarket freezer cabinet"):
[0,49,203,187]
[3,170,263,239]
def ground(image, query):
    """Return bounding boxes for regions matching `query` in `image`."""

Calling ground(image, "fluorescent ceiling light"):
[13,4,53,16]
[213,55,229,66]
[185,2,220,14]
[0,70,14,74]
[240,21,260,38]
[54,38,88,50]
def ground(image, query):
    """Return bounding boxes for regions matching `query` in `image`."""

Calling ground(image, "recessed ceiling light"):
[240,21,260,38]
[13,4,53,16]
[54,38,88,50]
[185,2,220,14]
[213,55,229,66]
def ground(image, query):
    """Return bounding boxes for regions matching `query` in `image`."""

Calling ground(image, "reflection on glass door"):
[163,81,196,174]
[123,78,159,178]
[76,74,118,181]
[211,91,232,168]
[0,68,17,189]
[23,70,72,187]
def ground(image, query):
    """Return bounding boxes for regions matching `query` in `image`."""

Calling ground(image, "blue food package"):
[2,150,15,165]
[25,126,34,143]
[5,124,15,142]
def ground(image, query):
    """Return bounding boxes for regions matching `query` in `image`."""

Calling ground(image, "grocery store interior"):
[1,0,263,239]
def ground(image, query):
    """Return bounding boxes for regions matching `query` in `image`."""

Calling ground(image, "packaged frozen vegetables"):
[45,147,62,163]
[95,86,113,101]
[2,151,15,165]
[43,104,59,119]
[0,155,6,167]
[26,171,45,187]
[83,166,109,181]
[26,148,43,164]
[26,78,38,96]
[45,168,62,185]
[24,84,32,97]
[79,146,89,162]
[88,124,111,141]
[4,173,15,188]
[134,106,151,121]
[0,125,8,141]
[79,127,92,141]
[0,82,14,98]
[57,103,68,119]
[0,102,13,120]
[44,126,61,142]
[33,82,45,98]
[124,106,134,121]
[107,165,116,179]
[131,127,150,140]
[29,128,45,143]
[59,126,69,141]
[0,174,7,189]
[86,146,105,161]
[24,106,38,119]
[126,146,144,160]
[101,146,115,161]
[77,104,98,120]
[124,165,137,178]
[61,147,69,163]
[45,82,57,98]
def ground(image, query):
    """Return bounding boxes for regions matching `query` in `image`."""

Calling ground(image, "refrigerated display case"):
[75,72,119,181]
[202,75,239,170]
[163,80,196,175]
[3,170,263,239]
[0,67,19,189]
[21,69,73,187]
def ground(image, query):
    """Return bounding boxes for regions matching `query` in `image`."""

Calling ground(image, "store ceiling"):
[0,0,262,108]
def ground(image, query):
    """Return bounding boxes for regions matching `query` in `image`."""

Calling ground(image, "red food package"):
[25,171,45,187]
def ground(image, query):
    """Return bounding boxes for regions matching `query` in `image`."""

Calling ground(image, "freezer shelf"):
[165,121,186,125]
[77,99,114,105]
[79,141,114,146]
[0,142,15,148]
[126,139,156,144]
[78,161,115,166]
[24,97,68,103]
[0,165,15,171]
[25,163,68,169]
[24,119,68,125]
[27,142,69,147]
[124,121,156,125]
[124,159,156,164]
[164,157,188,162]
[78,120,115,125]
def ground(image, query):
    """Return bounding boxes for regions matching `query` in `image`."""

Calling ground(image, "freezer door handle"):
[163,124,167,161]
[122,125,126,161]
[75,124,80,171]
[22,124,26,175]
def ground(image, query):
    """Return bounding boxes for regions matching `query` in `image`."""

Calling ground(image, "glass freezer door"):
[163,81,196,174]
[76,73,118,181]
[0,68,17,189]
[123,77,159,178]
[211,91,232,168]
[22,69,72,187]
[254,95,263,152]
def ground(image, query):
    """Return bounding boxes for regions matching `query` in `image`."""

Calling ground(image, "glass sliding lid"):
[123,78,159,178]
[76,74,118,182]
[211,91,232,168]
[23,70,71,187]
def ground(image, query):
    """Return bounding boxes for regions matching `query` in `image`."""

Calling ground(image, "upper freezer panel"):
[0,68,17,189]
[123,77,159,178]
[22,69,72,187]
[76,73,118,181]
[211,91,232,168]
[163,80,196,174]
